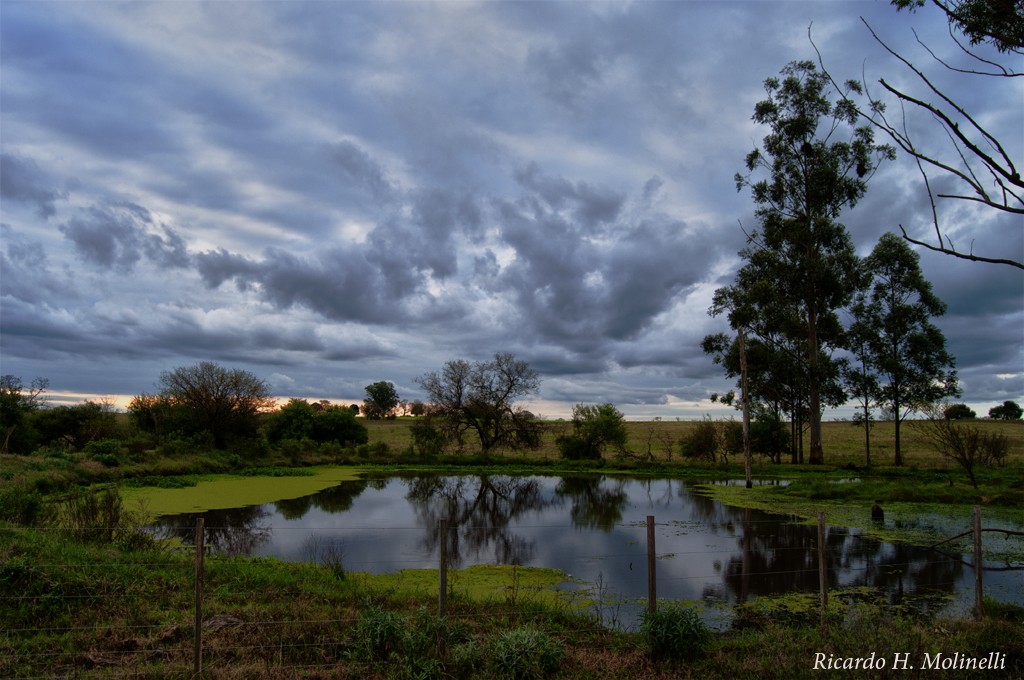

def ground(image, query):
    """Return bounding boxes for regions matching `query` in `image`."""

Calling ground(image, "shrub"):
[557,403,627,461]
[159,432,214,456]
[750,410,790,462]
[556,434,600,461]
[680,416,718,461]
[640,604,711,661]
[61,487,124,543]
[31,401,118,451]
[312,405,368,446]
[917,406,1009,488]
[353,441,390,459]
[980,431,1010,466]
[59,486,151,548]
[84,438,124,460]
[267,399,368,447]
[490,626,562,679]
[0,486,53,526]
[410,417,445,456]
[318,440,344,459]
[277,437,316,462]
[265,398,317,443]
[721,419,744,457]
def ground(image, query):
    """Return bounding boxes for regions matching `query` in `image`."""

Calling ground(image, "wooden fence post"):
[194,517,204,678]
[646,515,656,614]
[438,518,448,618]
[973,506,984,621]
[817,511,827,631]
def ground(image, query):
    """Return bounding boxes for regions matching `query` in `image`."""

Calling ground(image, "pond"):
[153,473,1022,629]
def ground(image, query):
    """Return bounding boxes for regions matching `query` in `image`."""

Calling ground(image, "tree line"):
[700,49,1012,467]
[1,358,1018,465]
[699,2,1021,466]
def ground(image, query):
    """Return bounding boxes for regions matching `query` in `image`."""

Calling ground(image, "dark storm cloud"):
[526,35,614,111]
[196,244,432,325]
[330,140,396,201]
[494,167,720,368]
[514,163,625,225]
[0,154,67,218]
[59,203,190,272]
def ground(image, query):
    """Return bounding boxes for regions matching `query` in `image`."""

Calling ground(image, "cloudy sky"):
[1,1,1021,419]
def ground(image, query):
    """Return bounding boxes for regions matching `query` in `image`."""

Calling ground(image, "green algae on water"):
[695,482,1024,564]
[121,466,370,515]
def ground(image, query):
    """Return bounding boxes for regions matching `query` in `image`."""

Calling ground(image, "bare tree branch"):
[810,18,1023,269]
[900,223,1024,268]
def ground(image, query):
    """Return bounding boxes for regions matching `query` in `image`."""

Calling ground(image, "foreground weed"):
[490,626,563,679]
[351,605,408,661]
[640,603,711,661]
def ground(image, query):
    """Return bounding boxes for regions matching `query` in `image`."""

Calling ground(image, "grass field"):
[365,416,1024,469]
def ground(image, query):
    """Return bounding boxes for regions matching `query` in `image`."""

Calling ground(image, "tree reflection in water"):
[404,475,549,567]
[274,479,370,519]
[553,475,629,530]
[719,507,963,612]
[155,505,272,556]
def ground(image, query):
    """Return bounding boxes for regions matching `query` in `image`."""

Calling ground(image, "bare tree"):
[415,352,541,455]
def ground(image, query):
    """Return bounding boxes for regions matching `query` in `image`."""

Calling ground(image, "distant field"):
[364,417,1024,469]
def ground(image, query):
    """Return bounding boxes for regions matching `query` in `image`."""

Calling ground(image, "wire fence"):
[2,508,1020,679]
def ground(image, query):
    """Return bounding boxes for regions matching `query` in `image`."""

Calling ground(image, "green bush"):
[721,419,744,457]
[85,437,125,467]
[278,437,316,461]
[84,438,124,457]
[680,416,718,461]
[980,431,1010,466]
[158,432,214,456]
[410,417,445,456]
[61,487,124,543]
[353,441,390,459]
[269,399,369,448]
[750,410,790,462]
[31,401,118,451]
[58,486,151,549]
[640,604,711,661]
[557,403,627,461]
[0,486,53,526]
[490,626,562,679]
[93,453,120,467]
[122,475,199,489]
[555,433,600,461]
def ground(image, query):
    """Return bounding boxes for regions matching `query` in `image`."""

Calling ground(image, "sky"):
[1,0,1021,420]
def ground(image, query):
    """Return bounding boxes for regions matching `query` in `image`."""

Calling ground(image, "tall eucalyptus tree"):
[726,60,894,464]
[852,232,959,465]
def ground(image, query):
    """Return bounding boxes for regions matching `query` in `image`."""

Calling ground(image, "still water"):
[154,473,1021,627]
